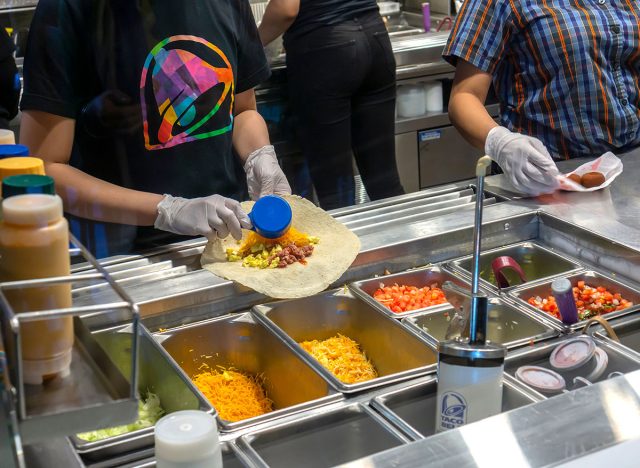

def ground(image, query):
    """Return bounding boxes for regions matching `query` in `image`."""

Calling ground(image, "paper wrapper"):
[557,152,623,192]
[201,195,361,299]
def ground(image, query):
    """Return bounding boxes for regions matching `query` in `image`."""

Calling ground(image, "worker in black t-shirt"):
[0,29,20,130]
[20,0,290,257]
[259,0,404,210]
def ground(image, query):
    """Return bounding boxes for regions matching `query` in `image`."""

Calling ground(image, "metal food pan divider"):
[508,270,640,332]
[237,402,410,468]
[369,374,542,441]
[69,324,213,462]
[154,312,342,432]
[504,334,640,395]
[402,296,560,350]
[252,289,438,393]
[447,241,582,292]
[349,265,475,319]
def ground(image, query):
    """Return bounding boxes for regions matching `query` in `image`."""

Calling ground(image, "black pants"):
[286,12,404,210]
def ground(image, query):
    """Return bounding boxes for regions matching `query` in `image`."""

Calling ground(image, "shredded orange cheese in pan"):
[192,367,273,422]
[237,227,314,257]
[299,334,378,384]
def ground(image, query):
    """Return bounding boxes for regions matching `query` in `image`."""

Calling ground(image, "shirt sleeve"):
[443,0,514,73]
[232,0,271,93]
[20,0,85,118]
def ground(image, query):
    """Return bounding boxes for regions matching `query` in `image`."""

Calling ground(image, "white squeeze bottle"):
[435,341,505,432]
[0,194,73,384]
[155,410,223,468]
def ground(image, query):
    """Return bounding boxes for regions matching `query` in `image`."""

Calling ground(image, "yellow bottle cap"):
[0,157,46,197]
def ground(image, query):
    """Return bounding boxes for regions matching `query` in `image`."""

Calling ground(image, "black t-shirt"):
[284,0,379,43]
[21,0,270,257]
[0,31,19,129]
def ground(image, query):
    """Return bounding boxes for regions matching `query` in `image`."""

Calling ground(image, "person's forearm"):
[232,109,271,164]
[448,92,498,149]
[258,0,299,46]
[45,162,163,225]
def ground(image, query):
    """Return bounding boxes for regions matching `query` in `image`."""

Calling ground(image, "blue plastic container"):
[249,195,292,239]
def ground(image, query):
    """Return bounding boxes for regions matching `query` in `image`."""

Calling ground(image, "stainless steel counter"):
[340,369,640,468]
[15,147,640,467]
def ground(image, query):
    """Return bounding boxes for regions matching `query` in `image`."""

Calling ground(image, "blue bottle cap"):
[249,195,292,239]
[0,144,29,158]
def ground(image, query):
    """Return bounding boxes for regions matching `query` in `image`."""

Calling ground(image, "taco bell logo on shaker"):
[440,391,467,429]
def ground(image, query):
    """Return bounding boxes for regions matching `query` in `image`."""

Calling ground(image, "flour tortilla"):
[201,195,361,298]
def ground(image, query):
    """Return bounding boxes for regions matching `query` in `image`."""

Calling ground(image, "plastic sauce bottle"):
[155,410,222,468]
[552,278,579,325]
[0,194,73,384]
[435,341,506,432]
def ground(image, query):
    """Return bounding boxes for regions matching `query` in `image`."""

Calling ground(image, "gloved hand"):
[80,90,141,137]
[154,194,252,240]
[243,145,292,200]
[485,126,560,196]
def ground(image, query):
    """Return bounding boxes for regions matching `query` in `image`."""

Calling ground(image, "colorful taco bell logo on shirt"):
[140,35,235,151]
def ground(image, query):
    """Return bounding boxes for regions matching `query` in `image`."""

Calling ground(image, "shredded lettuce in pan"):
[77,392,164,442]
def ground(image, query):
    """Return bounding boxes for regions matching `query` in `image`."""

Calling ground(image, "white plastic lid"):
[549,336,596,371]
[2,194,63,226]
[155,410,220,465]
[516,365,566,393]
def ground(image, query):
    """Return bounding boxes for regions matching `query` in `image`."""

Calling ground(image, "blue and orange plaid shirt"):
[444,0,640,159]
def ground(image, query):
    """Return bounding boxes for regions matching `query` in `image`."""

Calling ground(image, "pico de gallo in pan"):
[527,280,633,320]
[373,283,448,313]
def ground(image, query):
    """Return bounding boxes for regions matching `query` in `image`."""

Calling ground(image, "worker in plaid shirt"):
[444,0,640,196]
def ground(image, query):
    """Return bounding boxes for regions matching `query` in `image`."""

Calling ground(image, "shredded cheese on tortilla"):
[192,367,273,422]
[299,334,378,384]
[236,227,317,257]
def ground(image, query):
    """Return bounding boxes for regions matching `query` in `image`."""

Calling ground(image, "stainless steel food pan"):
[70,325,212,462]
[403,297,559,349]
[252,289,437,393]
[370,374,540,440]
[504,334,640,394]
[509,271,640,332]
[155,312,341,432]
[349,265,472,319]
[238,403,410,468]
[449,241,581,291]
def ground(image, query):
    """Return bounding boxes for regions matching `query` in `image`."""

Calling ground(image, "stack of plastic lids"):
[378,1,401,16]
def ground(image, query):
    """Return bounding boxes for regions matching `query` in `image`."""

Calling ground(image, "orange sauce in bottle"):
[0,194,73,384]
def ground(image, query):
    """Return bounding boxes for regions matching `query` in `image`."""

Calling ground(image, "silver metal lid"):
[438,339,507,360]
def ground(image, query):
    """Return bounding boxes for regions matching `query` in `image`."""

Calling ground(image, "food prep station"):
[1,148,639,467]
[2,2,640,467]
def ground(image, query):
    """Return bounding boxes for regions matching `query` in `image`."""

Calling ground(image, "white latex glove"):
[243,145,292,201]
[485,126,560,196]
[154,194,251,240]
